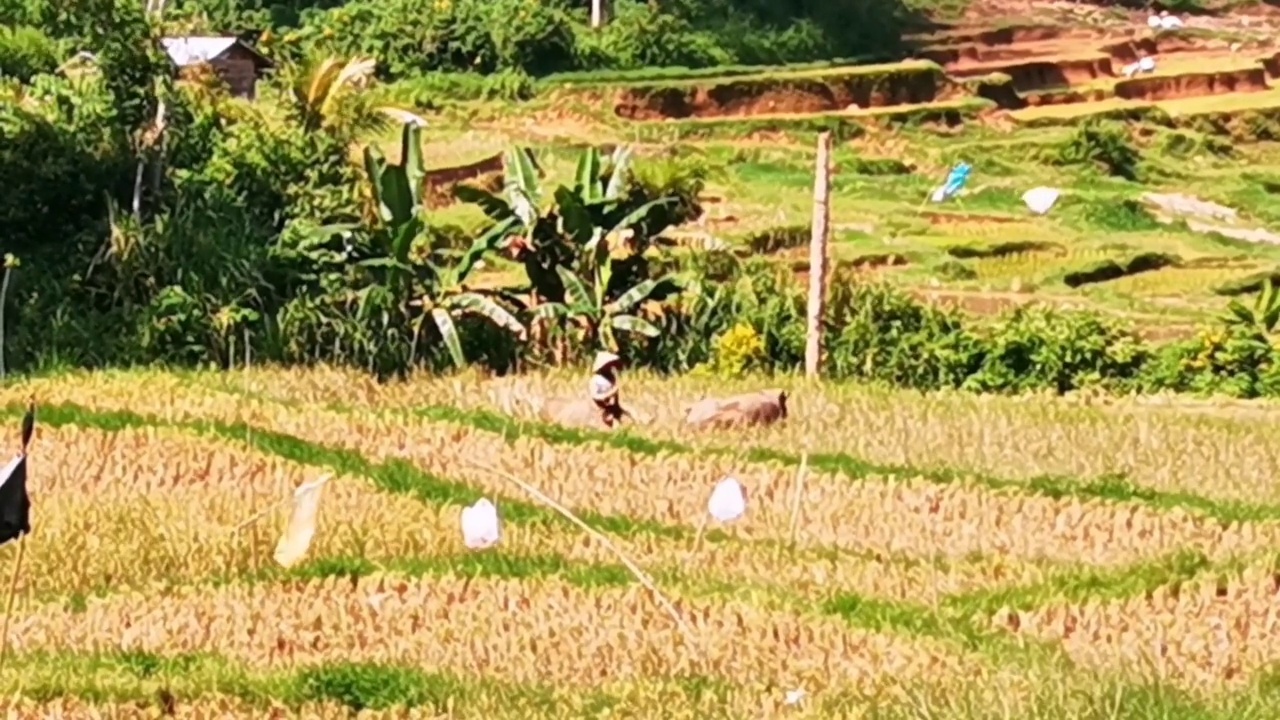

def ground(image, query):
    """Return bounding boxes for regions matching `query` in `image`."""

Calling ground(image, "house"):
[160,36,273,100]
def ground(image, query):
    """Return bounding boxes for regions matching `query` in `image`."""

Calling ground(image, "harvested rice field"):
[3,368,1280,718]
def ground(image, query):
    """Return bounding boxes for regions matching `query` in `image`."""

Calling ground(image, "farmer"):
[589,351,627,427]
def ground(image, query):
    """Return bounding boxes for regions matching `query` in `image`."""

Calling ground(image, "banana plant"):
[412,218,527,370]
[360,121,525,369]
[360,120,426,299]
[1222,279,1280,334]
[532,256,681,352]
[454,144,672,304]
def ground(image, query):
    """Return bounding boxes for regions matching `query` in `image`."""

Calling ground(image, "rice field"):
[3,367,1280,717]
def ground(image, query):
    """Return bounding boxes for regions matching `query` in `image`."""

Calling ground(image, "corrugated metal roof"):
[161,37,239,66]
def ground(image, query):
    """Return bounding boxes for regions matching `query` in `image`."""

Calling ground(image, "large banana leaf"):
[362,122,425,229]
[605,276,683,315]
[354,257,415,273]
[362,144,393,225]
[531,302,573,322]
[400,122,425,205]
[555,266,595,314]
[389,216,424,266]
[448,292,527,341]
[604,146,633,203]
[553,186,595,245]
[1224,300,1255,326]
[583,198,674,255]
[575,147,602,203]
[431,307,466,370]
[609,313,660,338]
[1259,280,1280,332]
[451,217,519,287]
[503,147,541,204]
[453,185,513,221]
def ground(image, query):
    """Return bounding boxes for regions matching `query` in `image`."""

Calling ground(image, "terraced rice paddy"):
[0,367,1277,717]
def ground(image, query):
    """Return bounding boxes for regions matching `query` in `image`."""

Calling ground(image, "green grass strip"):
[820,547,1250,667]
[58,550,635,614]
[0,650,567,712]
[12,648,1280,719]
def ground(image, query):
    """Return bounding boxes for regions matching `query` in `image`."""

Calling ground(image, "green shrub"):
[964,306,1150,393]
[933,260,978,281]
[386,70,536,106]
[291,662,457,711]
[625,156,706,233]
[825,279,985,390]
[745,225,808,254]
[576,1,732,70]
[1053,120,1142,181]
[1137,325,1280,398]
[1078,198,1160,232]
[709,321,767,376]
[0,25,60,82]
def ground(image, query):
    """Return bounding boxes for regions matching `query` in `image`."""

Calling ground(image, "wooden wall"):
[209,46,263,100]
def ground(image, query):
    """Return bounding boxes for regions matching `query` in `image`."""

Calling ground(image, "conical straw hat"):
[592,351,622,374]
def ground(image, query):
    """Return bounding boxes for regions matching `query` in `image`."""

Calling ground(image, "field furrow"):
[996,559,1280,691]
[160,366,1280,507]
[9,575,1005,695]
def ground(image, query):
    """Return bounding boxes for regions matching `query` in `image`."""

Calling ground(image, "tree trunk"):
[591,0,611,28]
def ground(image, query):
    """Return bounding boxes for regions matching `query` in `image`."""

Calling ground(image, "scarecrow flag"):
[707,477,747,524]
[931,162,972,203]
[0,403,34,547]
[273,474,331,568]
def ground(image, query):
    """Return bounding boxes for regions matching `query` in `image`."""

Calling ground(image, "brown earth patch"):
[424,153,503,208]
[1136,323,1197,343]
[919,39,1079,67]
[613,67,946,120]
[1021,87,1111,107]
[1263,52,1280,79]
[1114,68,1269,103]
[950,55,1114,92]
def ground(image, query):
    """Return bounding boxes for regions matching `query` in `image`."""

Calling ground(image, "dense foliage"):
[159,0,915,81]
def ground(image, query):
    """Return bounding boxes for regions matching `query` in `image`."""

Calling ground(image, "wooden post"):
[805,132,832,379]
